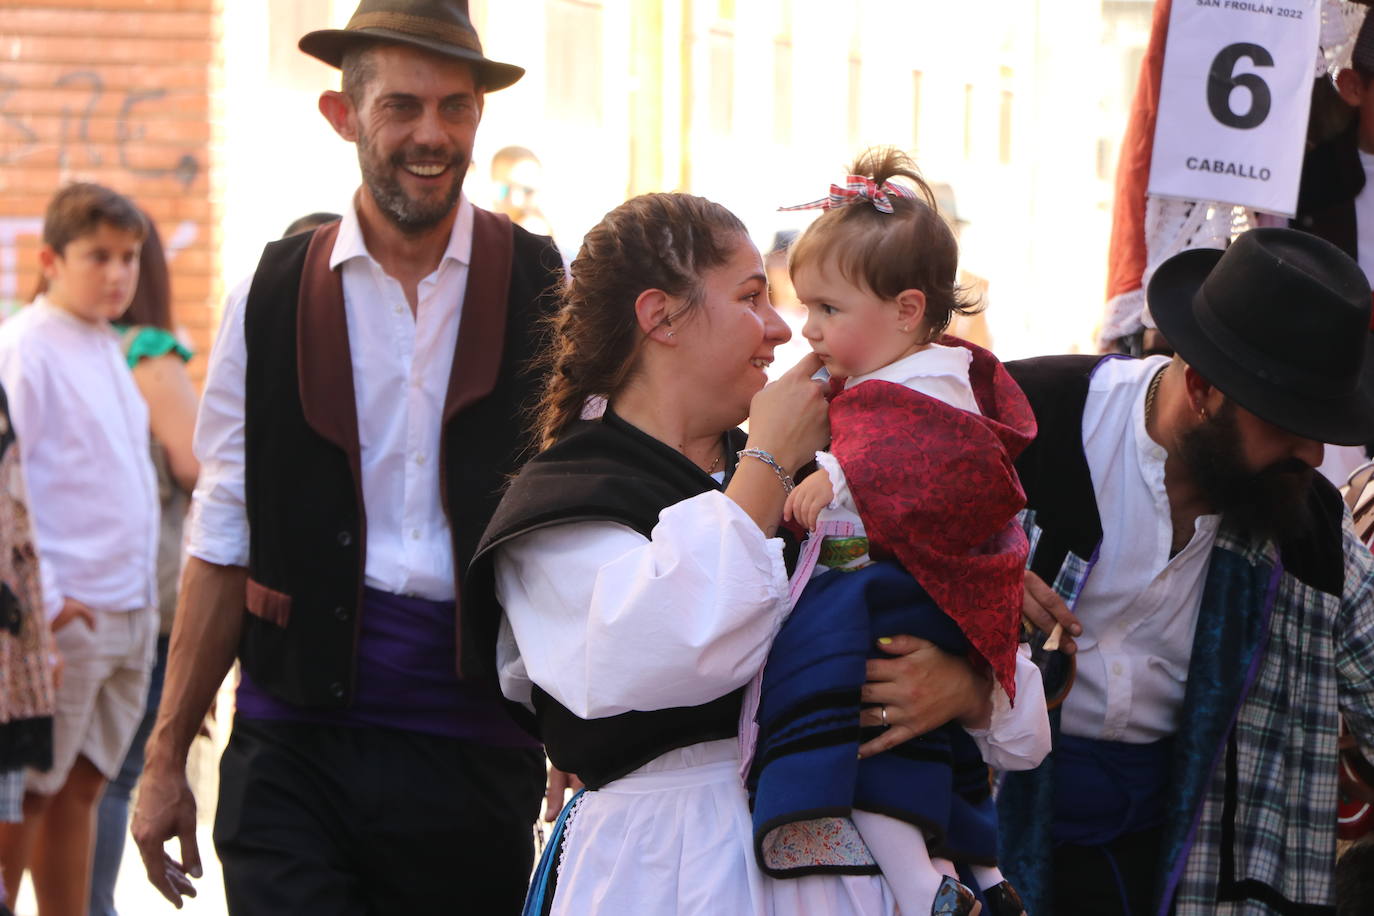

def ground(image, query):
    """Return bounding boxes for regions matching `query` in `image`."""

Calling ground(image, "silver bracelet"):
[737,448,795,493]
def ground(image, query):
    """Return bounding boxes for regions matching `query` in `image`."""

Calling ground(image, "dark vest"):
[1004,354,1345,594]
[466,410,752,789]
[240,210,562,708]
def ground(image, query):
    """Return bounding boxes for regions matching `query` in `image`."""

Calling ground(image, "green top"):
[112,324,192,370]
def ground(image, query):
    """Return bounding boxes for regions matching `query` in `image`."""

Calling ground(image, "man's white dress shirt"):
[0,297,158,618]
[189,195,475,601]
[1062,355,1219,743]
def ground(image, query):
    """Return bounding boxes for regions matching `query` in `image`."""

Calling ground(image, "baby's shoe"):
[930,876,981,916]
[981,880,1026,916]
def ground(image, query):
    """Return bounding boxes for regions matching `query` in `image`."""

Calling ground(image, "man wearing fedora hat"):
[131,2,564,913]
[996,227,1374,915]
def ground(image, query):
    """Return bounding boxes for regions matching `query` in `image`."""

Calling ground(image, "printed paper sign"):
[1148,0,1321,216]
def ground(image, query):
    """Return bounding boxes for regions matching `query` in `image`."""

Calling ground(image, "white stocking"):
[852,810,945,915]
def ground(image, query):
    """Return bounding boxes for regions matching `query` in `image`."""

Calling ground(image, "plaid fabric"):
[1170,521,1374,915]
[1020,508,1374,914]
[778,175,919,214]
[1018,509,1095,611]
[0,768,22,823]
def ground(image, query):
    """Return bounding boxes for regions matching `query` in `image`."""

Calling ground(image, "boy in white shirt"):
[0,184,159,916]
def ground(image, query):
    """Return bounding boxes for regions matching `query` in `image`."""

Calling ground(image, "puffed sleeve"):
[965,646,1052,772]
[494,490,791,717]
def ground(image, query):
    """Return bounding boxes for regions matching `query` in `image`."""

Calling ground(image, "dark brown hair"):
[114,213,171,330]
[42,182,146,256]
[788,147,979,340]
[533,192,747,448]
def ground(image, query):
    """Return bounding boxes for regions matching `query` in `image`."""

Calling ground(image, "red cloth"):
[1105,0,1172,304]
[828,338,1037,700]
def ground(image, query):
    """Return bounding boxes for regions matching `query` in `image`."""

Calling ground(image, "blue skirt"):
[747,561,1000,876]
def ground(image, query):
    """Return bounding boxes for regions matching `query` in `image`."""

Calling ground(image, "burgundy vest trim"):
[296,221,357,460]
[446,208,515,423]
[288,211,519,677]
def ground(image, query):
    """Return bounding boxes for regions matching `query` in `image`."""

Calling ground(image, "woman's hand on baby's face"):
[747,352,830,473]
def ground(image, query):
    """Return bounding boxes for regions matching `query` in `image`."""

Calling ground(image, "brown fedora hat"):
[1148,227,1374,445]
[299,0,524,91]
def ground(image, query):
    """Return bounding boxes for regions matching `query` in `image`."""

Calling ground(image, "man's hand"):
[131,760,201,908]
[857,635,991,758]
[51,597,95,633]
[1022,569,1081,655]
[783,467,834,531]
[543,765,584,822]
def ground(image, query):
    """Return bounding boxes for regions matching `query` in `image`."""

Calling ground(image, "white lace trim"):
[556,790,588,884]
[1098,288,1147,348]
[1319,0,1365,76]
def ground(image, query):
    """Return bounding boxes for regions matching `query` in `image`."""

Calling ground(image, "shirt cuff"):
[814,450,851,511]
[185,499,250,568]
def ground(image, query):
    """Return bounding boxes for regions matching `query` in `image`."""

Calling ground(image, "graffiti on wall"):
[0,69,202,188]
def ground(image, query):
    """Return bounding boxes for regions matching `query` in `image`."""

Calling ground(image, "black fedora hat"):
[1148,227,1374,445]
[299,0,524,91]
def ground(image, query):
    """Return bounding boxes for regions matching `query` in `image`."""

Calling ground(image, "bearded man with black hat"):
[130,2,564,912]
[999,227,1374,916]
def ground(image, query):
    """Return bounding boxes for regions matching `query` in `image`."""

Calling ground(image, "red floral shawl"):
[828,338,1036,699]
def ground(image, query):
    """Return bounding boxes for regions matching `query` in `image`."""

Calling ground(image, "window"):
[709,28,735,136]
[774,40,792,144]
[911,70,923,153]
[847,57,863,148]
[999,90,1013,164]
[963,83,974,159]
[269,0,334,88]
[547,0,604,126]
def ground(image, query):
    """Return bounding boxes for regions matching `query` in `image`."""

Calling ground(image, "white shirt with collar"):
[0,296,159,618]
[1061,355,1220,744]
[188,194,475,601]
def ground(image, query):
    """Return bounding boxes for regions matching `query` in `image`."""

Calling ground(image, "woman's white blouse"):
[494,489,1050,771]
[495,491,790,718]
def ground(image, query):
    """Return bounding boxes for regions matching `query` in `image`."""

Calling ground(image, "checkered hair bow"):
[779,175,918,214]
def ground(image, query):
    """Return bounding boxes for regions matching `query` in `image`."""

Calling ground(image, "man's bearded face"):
[1176,400,1315,541]
[357,126,468,235]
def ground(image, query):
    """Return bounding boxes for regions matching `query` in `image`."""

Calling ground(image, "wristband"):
[737,448,795,493]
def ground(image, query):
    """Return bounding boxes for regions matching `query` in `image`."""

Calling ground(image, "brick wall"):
[0,0,221,380]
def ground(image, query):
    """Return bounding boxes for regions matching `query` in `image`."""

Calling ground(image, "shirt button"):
[333,606,350,621]
[1112,662,1124,677]
[415,453,427,466]
[411,529,421,540]
[336,530,353,547]
[329,681,345,699]
[393,303,405,316]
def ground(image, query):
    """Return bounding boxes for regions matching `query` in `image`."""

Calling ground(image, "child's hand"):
[783,468,834,531]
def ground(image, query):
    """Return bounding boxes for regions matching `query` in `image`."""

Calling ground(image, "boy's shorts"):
[27,607,155,796]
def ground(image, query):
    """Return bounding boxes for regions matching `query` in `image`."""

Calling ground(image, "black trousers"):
[214,716,545,916]
[1051,825,1164,916]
